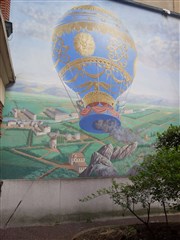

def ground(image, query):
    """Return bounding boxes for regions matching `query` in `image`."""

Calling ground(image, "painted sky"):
[9,0,179,102]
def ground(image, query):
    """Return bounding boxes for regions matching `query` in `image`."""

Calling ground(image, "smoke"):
[95,120,144,144]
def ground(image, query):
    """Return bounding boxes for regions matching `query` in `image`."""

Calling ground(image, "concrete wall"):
[0,178,133,228]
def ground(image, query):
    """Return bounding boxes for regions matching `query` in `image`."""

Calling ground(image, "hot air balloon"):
[52,4,137,133]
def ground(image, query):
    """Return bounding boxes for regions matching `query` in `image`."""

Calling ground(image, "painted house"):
[33,124,51,136]
[45,108,70,121]
[65,133,72,141]
[22,109,36,120]
[69,152,85,165]
[12,108,19,118]
[124,109,134,114]
[69,152,87,174]
[70,112,79,119]
[74,162,87,174]
[7,120,17,127]
[54,108,70,121]
[49,136,57,149]
[73,132,80,140]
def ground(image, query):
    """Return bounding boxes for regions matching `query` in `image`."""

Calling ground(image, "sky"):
[8,0,179,102]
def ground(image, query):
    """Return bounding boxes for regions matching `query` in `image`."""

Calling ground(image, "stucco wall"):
[0,77,5,105]
[0,178,131,228]
[0,177,162,228]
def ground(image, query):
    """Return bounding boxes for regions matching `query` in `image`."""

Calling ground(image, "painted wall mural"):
[0,0,179,180]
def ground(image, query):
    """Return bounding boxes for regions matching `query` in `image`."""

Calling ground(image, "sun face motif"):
[74,32,95,57]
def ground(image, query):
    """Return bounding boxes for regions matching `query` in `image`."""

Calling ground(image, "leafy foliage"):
[156,124,180,150]
[80,125,180,229]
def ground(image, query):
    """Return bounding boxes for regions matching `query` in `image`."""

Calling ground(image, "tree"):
[156,125,180,150]
[80,125,180,229]
[130,147,180,224]
[80,180,154,233]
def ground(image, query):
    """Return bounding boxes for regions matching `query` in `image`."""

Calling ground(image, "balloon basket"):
[79,106,121,134]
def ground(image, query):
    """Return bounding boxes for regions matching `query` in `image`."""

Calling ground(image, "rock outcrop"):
[80,142,137,177]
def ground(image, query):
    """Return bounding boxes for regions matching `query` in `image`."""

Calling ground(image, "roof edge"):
[0,9,16,86]
[110,0,180,19]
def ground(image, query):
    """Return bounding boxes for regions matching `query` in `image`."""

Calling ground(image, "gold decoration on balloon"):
[74,32,95,56]
[52,37,70,67]
[52,22,135,50]
[72,5,120,22]
[78,81,111,93]
[107,38,128,68]
[64,68,105,84]
[83,91,115,107]
[64,73,78,83]
[58,57,132,83]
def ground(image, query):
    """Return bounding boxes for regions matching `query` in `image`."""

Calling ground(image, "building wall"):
[0,177,160,228]
[135,0,179,13]
[0,77,5,105]
[0,0,15,136]
[0,0,11,21]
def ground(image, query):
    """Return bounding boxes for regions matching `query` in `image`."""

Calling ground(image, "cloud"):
[136,36,179,70]
[11,1,94,41]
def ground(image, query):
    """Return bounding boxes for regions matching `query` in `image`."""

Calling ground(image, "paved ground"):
[0,214,179,240]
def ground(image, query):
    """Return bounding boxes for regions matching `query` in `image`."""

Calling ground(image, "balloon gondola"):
[52,4,137,133]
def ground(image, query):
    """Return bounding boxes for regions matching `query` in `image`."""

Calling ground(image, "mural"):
[0,0,179,180]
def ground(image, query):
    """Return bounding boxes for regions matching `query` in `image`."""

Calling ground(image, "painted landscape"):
[1,87,179,179]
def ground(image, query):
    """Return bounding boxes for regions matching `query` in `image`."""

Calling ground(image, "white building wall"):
[0,178,161,228]
[0,77,5,105]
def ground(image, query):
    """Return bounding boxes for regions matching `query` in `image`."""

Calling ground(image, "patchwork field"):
[0,150,53,179]
[1,92,179,180]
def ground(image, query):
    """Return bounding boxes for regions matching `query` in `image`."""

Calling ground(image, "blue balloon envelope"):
[52,5,137,133]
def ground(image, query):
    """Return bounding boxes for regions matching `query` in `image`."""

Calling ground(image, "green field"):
[0,129,29,148]
[32,133,50,146]
[20,143,89,165]
[123,109,159,119]
[44,168,78,179]
[19,148,49,158]
[0,150,53,179]
[1,91,179,179]
[3,92,75,117]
